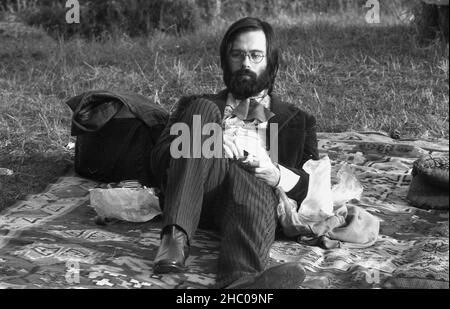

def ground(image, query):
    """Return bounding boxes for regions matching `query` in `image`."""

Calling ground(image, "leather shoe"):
[153,225,189,274]
[225,262,306,289]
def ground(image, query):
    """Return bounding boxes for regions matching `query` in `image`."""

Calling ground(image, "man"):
[150,17,319,289]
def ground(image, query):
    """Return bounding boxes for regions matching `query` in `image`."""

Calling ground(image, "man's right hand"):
[223,133,244,159]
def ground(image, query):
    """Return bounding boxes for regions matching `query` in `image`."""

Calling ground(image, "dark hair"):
[220,17,280,94]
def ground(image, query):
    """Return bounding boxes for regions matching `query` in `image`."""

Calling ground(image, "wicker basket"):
[407,154,449,210]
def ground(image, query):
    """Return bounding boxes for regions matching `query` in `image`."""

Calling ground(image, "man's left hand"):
[239,159,280,187]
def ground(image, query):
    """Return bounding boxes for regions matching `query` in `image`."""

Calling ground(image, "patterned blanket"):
[0,132,448,289]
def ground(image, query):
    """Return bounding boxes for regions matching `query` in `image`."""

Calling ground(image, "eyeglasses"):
[229,50,265,64]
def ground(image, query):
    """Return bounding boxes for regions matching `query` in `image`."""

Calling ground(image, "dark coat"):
[66,90,168,136]
[151,89,319,205]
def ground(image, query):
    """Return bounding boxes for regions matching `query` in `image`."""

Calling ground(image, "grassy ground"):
[0,12,448,211]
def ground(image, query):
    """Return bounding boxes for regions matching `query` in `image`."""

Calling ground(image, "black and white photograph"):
[0,0,448,295]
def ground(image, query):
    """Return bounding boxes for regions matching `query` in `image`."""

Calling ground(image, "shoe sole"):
[153,263,186,275]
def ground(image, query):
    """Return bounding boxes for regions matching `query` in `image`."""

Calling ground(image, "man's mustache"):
[233,69,257,80]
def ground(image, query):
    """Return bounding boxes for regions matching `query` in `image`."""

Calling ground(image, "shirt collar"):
[227,90,271,110]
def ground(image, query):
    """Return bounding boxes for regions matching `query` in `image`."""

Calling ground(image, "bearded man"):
[150,17,319,289]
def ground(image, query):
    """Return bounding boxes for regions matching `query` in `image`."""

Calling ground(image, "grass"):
[0,11,448,211]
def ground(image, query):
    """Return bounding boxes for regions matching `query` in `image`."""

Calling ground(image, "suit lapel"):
[267,94,299,139]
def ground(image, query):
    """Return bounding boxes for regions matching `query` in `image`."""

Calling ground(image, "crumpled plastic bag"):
[297,156,335,223]
[331,162,364,207]
[90,187,161,223]
[277,155,364,238]
[300,156,364,218]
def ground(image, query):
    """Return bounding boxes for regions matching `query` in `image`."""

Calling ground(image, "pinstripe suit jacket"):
[151,89,319,205]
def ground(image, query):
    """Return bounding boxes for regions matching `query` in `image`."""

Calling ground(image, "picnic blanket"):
[0,132,448,289]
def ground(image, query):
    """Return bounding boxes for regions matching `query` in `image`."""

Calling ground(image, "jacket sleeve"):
[281,112,319,205]
[150,96,196,187]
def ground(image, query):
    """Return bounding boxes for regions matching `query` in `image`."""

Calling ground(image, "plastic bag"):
[90,187,161,223]
[332,163,364,207]
[297,156,335,222]
[277,156,364,237]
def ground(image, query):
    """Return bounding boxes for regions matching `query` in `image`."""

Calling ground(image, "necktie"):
[232,98,275,123]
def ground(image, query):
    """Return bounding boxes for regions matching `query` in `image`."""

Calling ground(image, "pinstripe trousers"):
[161,98,279,288]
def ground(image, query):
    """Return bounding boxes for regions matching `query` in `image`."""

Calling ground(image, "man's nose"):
[241,54,251,69]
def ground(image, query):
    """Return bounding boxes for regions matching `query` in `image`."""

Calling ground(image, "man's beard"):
[227,68,271,100]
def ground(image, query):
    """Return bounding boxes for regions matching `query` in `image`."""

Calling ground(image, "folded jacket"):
[66,90,168,135]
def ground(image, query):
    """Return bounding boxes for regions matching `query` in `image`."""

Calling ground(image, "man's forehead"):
[231,30,266,51]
